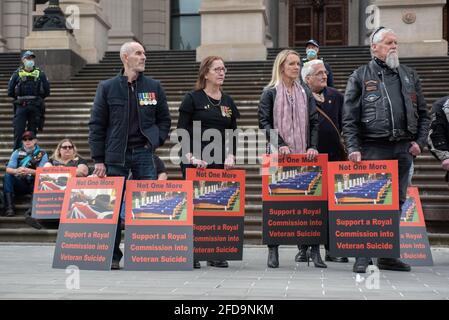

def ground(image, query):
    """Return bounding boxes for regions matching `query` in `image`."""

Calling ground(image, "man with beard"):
[342,27,430,273]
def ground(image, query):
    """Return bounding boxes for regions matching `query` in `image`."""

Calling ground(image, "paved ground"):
[1,243,449,300]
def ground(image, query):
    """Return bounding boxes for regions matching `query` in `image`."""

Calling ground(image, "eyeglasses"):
[22,138,33,142]
[211,67,227,74]
[60,145,74,150]
[312,70,329,78]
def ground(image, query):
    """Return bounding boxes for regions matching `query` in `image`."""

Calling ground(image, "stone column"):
[56,0,111,63]
[197,0,268,62]
[102,0,142,51]
[374,0,447,57]
[0,1,6,52]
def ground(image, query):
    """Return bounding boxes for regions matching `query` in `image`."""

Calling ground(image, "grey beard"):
[386,52,400,69]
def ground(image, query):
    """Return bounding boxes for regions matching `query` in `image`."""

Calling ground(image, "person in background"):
[8,51,50,150]
[44,138,89,177]
[302,39,334,87]
[2,131,48,217]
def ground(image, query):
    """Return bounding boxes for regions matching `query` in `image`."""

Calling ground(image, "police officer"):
[302,39,334,87]
[8,51,50,150]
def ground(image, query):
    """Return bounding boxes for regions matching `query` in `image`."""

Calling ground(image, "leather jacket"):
[342,59,430,154]
[258,84,319,150]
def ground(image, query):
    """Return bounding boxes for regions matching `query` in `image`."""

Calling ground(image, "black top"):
[49,156,88,167]
[177,90,240,163]
[316,87,345,161]
[127,80,147,148]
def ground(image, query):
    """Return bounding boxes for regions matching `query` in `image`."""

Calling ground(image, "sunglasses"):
[60,145,74,150]
[22,138,33,142]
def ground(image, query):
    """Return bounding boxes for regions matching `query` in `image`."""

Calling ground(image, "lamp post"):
[33,0,69,31]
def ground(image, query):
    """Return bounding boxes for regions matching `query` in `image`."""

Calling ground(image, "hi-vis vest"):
[15,68,41,97]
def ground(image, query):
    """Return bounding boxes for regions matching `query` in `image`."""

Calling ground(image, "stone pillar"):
[102,0,142,51]
[0,1,6,52]
[2,0,31,52]
[197,0,268,62]
[57,0,111,63]
[374,0,447,57]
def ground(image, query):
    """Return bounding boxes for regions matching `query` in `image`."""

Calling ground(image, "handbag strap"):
[316,105,345,149]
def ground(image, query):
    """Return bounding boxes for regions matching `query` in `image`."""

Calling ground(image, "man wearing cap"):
[1,131,48,217]
[8,51,50,150]
[302,39,334,87]
[342,27,430,273]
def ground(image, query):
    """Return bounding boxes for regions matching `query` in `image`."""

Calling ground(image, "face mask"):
[23,60,35,69]
[306,49,317,60]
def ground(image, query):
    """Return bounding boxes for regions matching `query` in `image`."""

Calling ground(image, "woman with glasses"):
[44,139,89,177]
[258,49,320,268]
[177,56,240,269]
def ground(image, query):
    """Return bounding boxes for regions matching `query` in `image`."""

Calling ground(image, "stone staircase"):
[1,46,448,243]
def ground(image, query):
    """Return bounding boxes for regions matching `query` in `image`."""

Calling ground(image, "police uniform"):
[7,51,50,150]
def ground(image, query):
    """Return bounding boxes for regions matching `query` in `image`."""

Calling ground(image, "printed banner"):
[32,166,76,219]
[262,154,328,245]
[327,160,400,258]
[124,180,194,270]
[186,168,245,261]
[52,177,124,270]
[399,187,433,266]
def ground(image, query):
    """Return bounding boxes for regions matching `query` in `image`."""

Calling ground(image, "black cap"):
[306,39,320,48]
[22,131,36,140]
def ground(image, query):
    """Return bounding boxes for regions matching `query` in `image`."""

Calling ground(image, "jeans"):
[361,140,413,208]
[107,145,156,262]
[3,172,34,195]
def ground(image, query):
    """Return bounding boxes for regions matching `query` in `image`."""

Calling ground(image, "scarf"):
[273,81,308,153]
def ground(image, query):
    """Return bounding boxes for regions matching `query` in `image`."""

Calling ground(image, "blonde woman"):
[44,139,89,177]
[258,49,322,268]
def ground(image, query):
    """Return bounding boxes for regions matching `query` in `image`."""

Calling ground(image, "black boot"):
[377,258,411,272]
[325,250,349,263]
[23,208,42,230]
[353,257,371,273]
[308,245,327,268]
[194,260,201,269]
[267,246,279,268]
[207,260,229,268]
[295,245,308,262]
[4,193,15,217]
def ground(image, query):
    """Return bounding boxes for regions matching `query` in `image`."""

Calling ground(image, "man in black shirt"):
[342,27,430,273]
[89,41,171,270]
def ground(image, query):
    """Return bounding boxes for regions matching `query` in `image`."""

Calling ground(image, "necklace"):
[204,90,222,108]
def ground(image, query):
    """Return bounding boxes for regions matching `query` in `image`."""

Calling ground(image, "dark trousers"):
[106,146,156,262]
[3,172,34,195]
[13,102,41,150]
[361,140,413,208]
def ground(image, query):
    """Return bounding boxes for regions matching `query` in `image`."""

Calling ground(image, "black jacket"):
[428,95,449,162]
[258,84,319,150]
[8,67,50,99]
[342,60,430,154]
[88,71,171,165]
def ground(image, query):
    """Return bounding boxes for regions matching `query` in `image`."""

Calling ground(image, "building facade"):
[0,0,447,62]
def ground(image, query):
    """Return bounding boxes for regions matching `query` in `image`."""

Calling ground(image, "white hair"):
[370,28,396,58]
[301,59,324,83]
[120,42,143,63]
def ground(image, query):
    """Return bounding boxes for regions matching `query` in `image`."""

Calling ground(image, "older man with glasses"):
[2,131,48,217]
